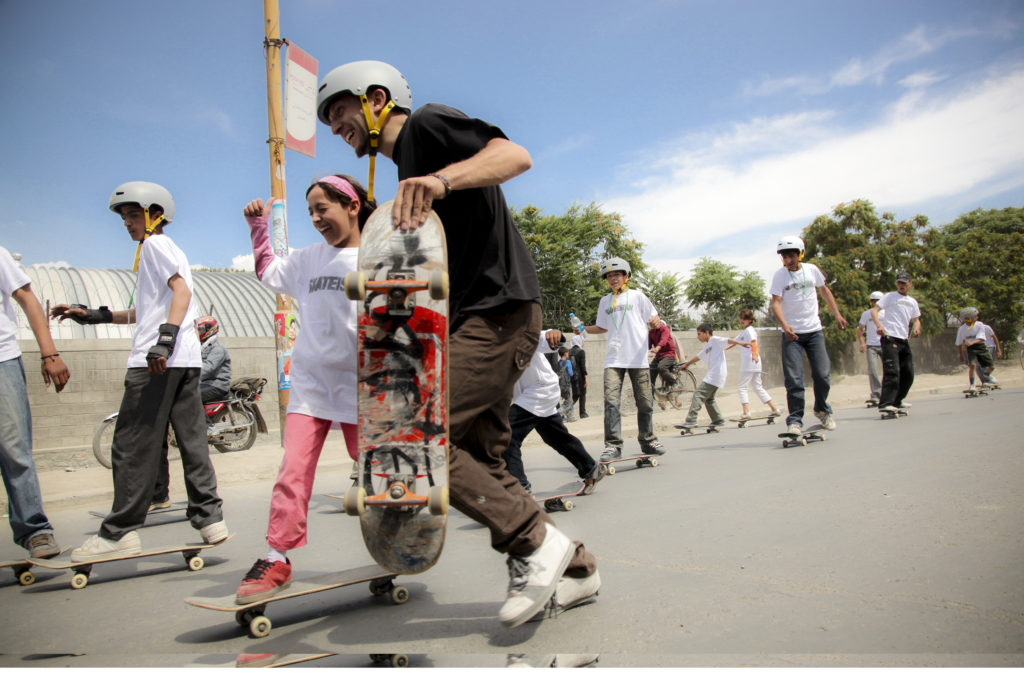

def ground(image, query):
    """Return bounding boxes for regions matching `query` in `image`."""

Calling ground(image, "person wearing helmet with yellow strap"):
[769,235,847,435]
[317,61,599,629]
[857,291,886,406]
[955,306,995,390]
[51,181,227,562]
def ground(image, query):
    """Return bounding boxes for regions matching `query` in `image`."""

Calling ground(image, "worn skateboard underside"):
[356,202,449,574]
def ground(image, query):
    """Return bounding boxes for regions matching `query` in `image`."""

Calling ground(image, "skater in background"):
[856,291,885,406]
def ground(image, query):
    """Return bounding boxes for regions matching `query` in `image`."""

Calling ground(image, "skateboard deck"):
[599,454,660,476]
[29,534,233,589]
[89,501,188,521]
[343,201,449,575]
[533,481,587,512]
[778,426,828,448]
[730,415,777,428]
[1,546,70,586]
[677,423,722,435]
[186,564,405,639]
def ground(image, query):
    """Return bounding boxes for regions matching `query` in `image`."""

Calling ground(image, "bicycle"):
[652,362,697,410]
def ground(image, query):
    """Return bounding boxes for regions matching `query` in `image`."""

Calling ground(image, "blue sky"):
[2,0,1022,291]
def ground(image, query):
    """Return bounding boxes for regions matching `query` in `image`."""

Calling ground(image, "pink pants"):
[266,413,357,551]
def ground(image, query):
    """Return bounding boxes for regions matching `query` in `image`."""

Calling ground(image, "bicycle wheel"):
[664,366,697,409]
[91,414,118,469]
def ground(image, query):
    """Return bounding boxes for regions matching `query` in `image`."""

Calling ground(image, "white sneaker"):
[786,423,802,436]
[200,520,229,544]
[768,408,783,417]
[897,401,912,409]
[499,523,574,628]
[529,569,601,622]
[816,411,837,430]
[71,531,141,562]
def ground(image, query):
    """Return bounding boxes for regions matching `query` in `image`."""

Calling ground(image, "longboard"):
[778,426,827,448]
[341,200,449,575]
[533,481,587,512]
[186,564,405,639]
[677,424,722,435]
[963,388,989,398]
[29,534,233,589]
[730,415,777,428]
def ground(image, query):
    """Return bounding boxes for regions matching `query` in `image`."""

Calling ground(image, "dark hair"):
[738,310,754,322]
[305,173,377,229]
[697,323,714,334]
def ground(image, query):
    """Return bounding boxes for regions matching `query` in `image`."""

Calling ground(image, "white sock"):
[266,548,287,564]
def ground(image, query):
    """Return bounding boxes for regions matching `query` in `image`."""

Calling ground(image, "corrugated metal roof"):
[15,266,277,340]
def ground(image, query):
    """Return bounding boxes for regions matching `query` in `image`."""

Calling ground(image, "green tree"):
[683,257,767,329]
[632,268,686,330]
[922,206,1024,348]
[513,202,648,330]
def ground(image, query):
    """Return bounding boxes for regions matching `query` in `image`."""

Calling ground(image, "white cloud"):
[231,253,255,271]
[898,70,946,90]
[29,260,71,268]
[606,66,1024,276]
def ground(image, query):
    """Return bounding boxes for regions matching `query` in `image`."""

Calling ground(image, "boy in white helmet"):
[577,258,666,462]
[52,182,227,561]
[769,236,847,435]
[856,291,885,406]
[955,307,995,390]
[870,272,921,414]
[975,312,1001,385]
[317,61,598,628]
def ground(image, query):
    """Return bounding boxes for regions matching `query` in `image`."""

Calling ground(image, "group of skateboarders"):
[1,55,1013,665]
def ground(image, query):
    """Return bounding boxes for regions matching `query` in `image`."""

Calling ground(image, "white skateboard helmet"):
[108,181,175,223]
[600,257,631,278]
[317,60,413,125]
[776,235,804,254]
[960,307,979,321]
[869,291,884,301]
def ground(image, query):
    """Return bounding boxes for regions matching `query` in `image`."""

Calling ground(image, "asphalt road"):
[1,388,1022,668]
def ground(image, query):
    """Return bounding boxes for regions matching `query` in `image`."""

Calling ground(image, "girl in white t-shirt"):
[236,174,375,604]
[733,310,781,420]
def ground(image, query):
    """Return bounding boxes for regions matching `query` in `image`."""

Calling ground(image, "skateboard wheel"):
[71,573,88,590]
[344,271,366,301]
[819,433,827,442]
[391,585,410,604]
[249,615,272,638]
[18,570,35,586]
[799,438,807,447]
[391,654,409,668]
[343,486,366,516]
[563,500,575,512]
[427,486,449,515]
[187,555,205,571]
[607,465,616,476]
[428,269,449,300]
[650,457,659,467]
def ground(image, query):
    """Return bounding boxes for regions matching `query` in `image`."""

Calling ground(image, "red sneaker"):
[236,558,291,605]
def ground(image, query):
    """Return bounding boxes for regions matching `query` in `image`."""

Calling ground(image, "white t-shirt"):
[876,291,920,340]
[858,308,884,347]
[769,263,825,334]
[260,242,359,424]
[595,288,657,368]
[697,336,730,389]
[128,235,201,369]
[513,330,563,418]
[0,246,30,362]
[735,326,760,373]
[955,323,988,347]
[980,323,997,349]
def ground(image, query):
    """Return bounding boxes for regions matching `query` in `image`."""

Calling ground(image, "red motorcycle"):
[91,377,269,468]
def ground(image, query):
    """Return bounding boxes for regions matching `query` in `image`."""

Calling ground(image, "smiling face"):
[306,185,360,248]
[326,93,371,157]
[779,249,801,271]
[604,270,628,292]
[118,204,163,242]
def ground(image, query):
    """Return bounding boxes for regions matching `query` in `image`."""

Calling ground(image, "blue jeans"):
[0,357,53,548]
[603,367,656,449]
[781,330,832,427]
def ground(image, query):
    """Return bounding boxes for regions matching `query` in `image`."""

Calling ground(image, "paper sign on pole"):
[284,43,317,158]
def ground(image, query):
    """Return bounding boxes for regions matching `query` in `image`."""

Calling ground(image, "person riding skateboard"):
[870,272,921,415]
[317,60,599,628]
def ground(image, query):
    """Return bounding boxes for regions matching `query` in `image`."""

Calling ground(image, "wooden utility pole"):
[264,0,292,442]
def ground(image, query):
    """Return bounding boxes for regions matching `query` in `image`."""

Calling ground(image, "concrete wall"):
[21,337,280,455]
[22,328,962,453]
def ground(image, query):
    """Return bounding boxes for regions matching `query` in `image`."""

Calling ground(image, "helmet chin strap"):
[360,94,396,202]
[131,208,166,272]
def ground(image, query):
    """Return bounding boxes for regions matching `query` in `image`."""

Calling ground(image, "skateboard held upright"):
[344,201,449,575]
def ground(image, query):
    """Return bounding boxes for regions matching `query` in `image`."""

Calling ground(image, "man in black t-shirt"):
[317,61,599,629]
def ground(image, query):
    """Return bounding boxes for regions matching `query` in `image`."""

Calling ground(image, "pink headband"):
[317,175,358,201]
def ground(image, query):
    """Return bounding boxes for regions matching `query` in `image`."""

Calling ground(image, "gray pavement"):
[1,364,1022,667]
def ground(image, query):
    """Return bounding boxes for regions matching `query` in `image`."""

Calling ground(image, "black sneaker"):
[640,440,666,455]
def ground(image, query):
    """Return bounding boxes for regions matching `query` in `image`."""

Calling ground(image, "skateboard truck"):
[344,479,449,517]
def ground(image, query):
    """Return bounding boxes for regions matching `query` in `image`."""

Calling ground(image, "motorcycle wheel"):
[212,404,258,453]
[91,414,118,469]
